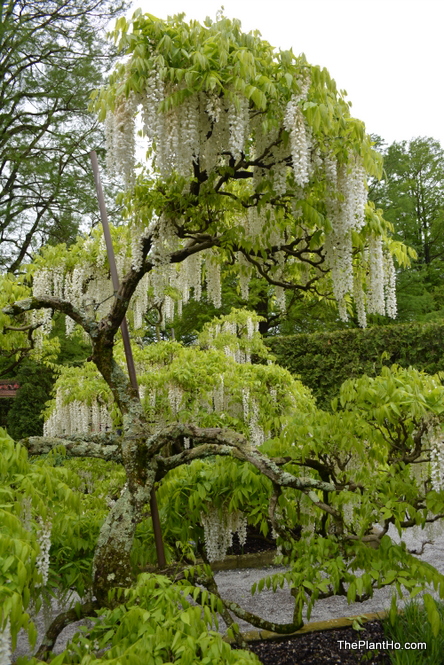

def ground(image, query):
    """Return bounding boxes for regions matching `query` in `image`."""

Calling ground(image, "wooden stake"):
[89,151,166,568]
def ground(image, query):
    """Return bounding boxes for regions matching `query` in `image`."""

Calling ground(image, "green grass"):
[382,599,444,664]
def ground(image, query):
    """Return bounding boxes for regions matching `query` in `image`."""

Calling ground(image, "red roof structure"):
[0,380,20,398]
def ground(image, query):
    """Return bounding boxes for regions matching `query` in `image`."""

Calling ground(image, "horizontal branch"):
[153,424,336,493]
[3,296,94,334]
[3,323,40,332]
[19,435,122,463]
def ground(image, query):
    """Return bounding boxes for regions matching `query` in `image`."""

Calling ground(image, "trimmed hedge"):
[266,321,444,409]
[6,360,54,439]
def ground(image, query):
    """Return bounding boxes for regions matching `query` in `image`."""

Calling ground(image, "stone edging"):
[223,611,389,643]
[211,550,278,571]
[141,549,279,575]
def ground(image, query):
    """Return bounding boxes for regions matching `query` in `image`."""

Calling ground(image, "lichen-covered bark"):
[154,424,336,493]
[10,298,158,602]
[92,479,153,603]
[85,336,157,600]
[19,435,122,462]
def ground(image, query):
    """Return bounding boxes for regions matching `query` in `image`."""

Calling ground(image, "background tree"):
[2,11,443,664]
[369,136,444,322]
[0,0,127,273]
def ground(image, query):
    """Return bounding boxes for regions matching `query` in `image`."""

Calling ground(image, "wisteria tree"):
[2,10,444,665]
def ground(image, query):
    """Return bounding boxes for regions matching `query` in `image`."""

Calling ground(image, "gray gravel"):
[13,523,444,661]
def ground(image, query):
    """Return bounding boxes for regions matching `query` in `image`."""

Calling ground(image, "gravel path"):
[13,523,444,661]
[214,522,444,634]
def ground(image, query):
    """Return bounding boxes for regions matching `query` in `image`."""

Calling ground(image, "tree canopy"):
[90,10,412,329]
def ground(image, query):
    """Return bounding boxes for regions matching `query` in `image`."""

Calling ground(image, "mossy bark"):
[92,485,144,603]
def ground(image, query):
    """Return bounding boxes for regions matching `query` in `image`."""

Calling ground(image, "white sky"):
[128,0,444,148]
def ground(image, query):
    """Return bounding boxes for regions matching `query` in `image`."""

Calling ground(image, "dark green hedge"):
[6,360,54,439]
[266,322,444,409]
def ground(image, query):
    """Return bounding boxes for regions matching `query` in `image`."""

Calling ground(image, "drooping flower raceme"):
[35,518,52,587]
[284,97,311,188]
[43,386,113,437]
[428,424,444,491]
[201,508,248,562]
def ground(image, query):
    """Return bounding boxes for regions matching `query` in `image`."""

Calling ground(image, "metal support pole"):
[89,151,166,568]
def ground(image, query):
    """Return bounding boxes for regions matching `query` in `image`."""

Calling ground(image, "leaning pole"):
[89,150,166,568]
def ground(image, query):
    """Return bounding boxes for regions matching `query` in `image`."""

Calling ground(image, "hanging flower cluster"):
[241,388,265,446]
[35,518,52,587]
[139,249,204,329]
[87,12,406,333]
[148,215,179,267]
[321,154,397,323]
[361,237,397,321]
[30,223,227,336]
[168,385,184,415]
[427,423,444,491]
[143,78,201,177]
[204,250,222,309]
[201,508,247,562]
[105,93,137,186]
[324,156,367,318]
[32,258,115,336]
[105,67,254,179]
[383,250,397,319]
[42,308,313,451]
[44,387,112,437]
[199,313,261,364]
[228,96,249,160]
[284,96,311,187]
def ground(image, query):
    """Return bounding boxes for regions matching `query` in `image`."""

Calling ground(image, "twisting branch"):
[102,237,217,339]
[191,550,248,648]
[216,593,303,635]
[188,557,304,637]
[3,296,95,334]
[152,423,336,493]
[31,600,101,663]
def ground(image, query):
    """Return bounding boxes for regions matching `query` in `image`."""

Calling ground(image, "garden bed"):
[241,620,390,664]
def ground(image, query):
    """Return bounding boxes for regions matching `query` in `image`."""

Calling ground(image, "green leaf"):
[347,581,356,603]
[423,593,440,637]
[180,610,191,625]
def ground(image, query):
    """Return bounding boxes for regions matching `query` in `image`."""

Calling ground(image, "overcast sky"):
[128,0,444,148]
